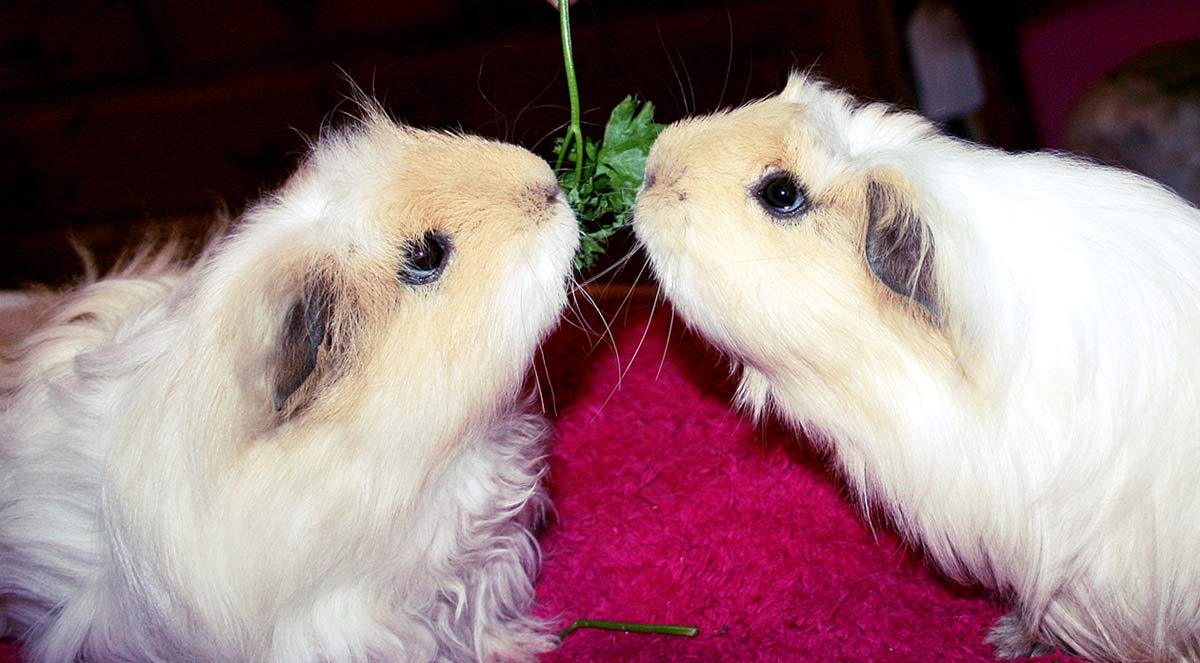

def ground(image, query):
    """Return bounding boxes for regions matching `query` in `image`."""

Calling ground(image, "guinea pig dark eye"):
[755,173,808,219]
[400,231,452,285]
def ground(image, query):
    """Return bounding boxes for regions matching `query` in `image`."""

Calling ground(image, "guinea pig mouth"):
[636,185,689,217]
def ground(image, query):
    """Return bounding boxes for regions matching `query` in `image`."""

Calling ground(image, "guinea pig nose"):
[535,182,564,206]
[643,169,658,190]
[521,182,565,218]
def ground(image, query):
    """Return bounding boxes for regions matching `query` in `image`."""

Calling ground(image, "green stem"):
[555,619,700,641]
[558,0,584,180]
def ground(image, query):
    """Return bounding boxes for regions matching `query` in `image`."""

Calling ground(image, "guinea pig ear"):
[864,177,941,323]
[273,276,332,412]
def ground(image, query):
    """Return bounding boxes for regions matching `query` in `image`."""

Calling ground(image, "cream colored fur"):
[635,74,1200,662]
[0,109,578,663]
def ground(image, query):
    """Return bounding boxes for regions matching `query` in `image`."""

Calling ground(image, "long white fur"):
[635,74,1200,661]
[0,112,578,662]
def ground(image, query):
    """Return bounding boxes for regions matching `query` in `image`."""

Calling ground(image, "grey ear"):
[273,278,330,411]
[864,179,940,322]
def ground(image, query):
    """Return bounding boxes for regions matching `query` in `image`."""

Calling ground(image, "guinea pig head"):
[634,74,956,418]
[195,112,578,454]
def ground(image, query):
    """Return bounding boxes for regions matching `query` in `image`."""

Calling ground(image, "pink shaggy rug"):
[532,299,1085,663]
[0,299,1087,663]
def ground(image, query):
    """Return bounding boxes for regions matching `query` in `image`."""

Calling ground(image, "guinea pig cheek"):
[503,244,573,342]
[455,222,575,382]
[652,218,770,353]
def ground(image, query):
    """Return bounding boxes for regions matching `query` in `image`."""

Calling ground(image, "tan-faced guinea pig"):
[0,101,578,663]
[634,73,1200,662]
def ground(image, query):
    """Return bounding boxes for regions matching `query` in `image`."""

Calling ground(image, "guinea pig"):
[0,102,578,663]
[633,73,1200,662]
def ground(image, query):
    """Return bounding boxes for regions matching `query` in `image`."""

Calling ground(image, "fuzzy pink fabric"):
[0,301,1088,663]
[533,301,1086,663]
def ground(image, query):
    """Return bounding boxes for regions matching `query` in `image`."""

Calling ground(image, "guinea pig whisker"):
[474,50,510,140]
[514,104,571,145]
[536,345,558,418]
[604,246,641,293]
[655,300,675,382]
[531,120,573,159]
[517,256,557,418]
[586,266,654,424]
[574,246,637,290]
[577,232,640,297]
[589,267,657,425]
[510,69,563,144]
[561,282,600,338]
[738,57,755,107]
[655,21,690,117]
[530,357,546,415]
[567,241,642,359]
[571,278,621,366]
[530,348,549,416]
[675,45,696,118]
[610,255,650,339]
[716,6,734,111]
[621,282,660,383]
[570,278,604,335]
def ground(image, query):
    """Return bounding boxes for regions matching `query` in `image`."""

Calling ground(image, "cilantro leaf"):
[558,96,664,270]
[596,96,665,202]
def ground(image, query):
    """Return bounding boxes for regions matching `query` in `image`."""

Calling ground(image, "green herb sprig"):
[556,618,699,641]
[553,1,665,270]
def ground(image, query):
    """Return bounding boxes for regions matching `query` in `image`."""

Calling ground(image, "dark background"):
[1,0,1198,288]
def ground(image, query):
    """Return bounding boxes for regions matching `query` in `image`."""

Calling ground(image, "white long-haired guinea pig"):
[0,102,578,663]
[635,73,1200,662]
